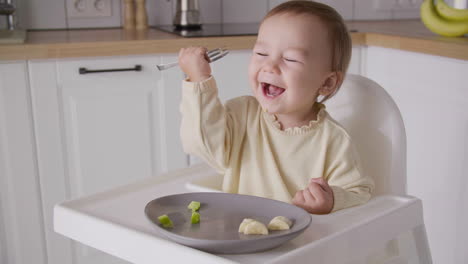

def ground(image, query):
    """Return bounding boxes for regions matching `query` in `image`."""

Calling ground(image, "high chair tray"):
[54,164,424,264]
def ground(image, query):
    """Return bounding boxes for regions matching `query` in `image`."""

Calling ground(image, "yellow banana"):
[435,0,468,22]
[420,0,468,37]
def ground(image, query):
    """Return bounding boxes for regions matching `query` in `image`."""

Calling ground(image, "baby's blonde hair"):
[263,0,352,102]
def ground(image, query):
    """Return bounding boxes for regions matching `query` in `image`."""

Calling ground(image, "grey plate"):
[144,192,312,254]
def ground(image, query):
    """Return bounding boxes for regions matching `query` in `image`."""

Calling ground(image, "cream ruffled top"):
[180,77,374,212]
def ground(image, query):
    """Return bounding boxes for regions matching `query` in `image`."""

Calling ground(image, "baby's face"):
[249,13,333,116]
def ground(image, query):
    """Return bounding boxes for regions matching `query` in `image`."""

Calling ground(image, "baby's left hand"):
[292,178,334,214]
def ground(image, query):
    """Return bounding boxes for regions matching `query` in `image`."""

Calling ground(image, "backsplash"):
[4,0,457,30]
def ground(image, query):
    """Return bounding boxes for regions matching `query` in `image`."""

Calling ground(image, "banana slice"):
[238,218,255,233]
[268,216,292,230]
[243,220,269,235]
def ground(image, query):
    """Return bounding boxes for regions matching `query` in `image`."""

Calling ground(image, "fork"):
[156,48,229,71]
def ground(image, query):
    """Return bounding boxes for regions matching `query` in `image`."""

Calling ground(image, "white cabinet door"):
[363,46,468,264]
[0,61,46,264]
[29,55,187,264]
[58,57,164,197]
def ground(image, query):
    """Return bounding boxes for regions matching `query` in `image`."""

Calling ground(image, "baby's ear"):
[319,71,342,96]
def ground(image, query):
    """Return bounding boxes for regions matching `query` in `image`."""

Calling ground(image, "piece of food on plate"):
[268,216,292,230]
[158,214,174,228]
[239,218,269,235]
[238,218,255,233]
[187,201,201,212]
[191,211,200,224]
[244,220,269,235]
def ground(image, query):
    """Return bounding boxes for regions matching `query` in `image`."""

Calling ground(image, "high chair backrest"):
[326,74,407,196]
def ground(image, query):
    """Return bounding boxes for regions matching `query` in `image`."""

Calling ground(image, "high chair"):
[326,74,432,263]
[54,74,432,264]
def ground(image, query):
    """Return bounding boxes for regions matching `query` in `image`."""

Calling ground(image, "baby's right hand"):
[292,178,334,214]
[178,47,211,82]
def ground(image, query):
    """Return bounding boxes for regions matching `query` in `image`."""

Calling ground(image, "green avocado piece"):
[191,211,200,224]
[158,214,173,228]
[187,201,201,212]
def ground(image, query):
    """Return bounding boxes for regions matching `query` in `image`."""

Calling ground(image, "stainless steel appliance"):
[0,0,26,44]
[173,0,202,29]
[0,0,15,30]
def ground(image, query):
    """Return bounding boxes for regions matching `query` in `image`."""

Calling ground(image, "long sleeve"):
[325,131,375,212]
[179,77,235,173]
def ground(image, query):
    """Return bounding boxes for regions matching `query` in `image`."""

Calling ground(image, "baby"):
[178,1,374,214]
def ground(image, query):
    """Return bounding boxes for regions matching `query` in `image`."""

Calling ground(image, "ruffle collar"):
[263,103,327,135]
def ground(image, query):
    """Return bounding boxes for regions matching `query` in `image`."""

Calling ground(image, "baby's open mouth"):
[261,82,285,98]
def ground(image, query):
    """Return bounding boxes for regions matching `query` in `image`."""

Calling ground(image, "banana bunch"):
[420,0,468,37]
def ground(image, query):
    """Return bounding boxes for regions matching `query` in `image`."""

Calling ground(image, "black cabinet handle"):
[79,65,142,74]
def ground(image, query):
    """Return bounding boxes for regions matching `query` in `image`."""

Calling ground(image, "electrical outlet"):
[67,0,112,18]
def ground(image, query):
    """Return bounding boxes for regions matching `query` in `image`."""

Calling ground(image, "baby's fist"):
[178,47,211,82]
[292,178,334,214]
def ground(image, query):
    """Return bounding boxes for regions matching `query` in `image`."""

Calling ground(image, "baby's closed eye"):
[283,57,298,62]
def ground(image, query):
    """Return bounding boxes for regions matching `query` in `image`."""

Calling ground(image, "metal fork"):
[156,48,229,71]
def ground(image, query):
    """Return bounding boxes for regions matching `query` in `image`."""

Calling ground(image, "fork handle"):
[157,61,179,71]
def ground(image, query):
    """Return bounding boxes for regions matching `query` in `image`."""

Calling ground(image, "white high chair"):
[54,74,432,264]
[326,74,432,263]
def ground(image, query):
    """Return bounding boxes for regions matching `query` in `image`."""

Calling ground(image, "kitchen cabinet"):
[363,46,468,264]
[28,54,187,264]
[0,61,46,264]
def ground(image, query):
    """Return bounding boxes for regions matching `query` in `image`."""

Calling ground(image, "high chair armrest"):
[270,195,431,264]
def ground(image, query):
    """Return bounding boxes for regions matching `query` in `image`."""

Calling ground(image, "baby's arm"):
[325,135,374,212]
[178,47,237,172]
[293,134,374,214]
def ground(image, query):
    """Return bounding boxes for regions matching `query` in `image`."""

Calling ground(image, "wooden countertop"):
[1,20,467,61]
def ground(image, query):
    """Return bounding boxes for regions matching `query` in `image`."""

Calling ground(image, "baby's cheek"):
[247,68,258,92]
[247,61,257,80]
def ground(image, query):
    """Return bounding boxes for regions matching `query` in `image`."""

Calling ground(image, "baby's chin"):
[255,97,280,114]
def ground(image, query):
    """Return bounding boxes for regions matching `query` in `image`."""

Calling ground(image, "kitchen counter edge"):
[0,20,467,61]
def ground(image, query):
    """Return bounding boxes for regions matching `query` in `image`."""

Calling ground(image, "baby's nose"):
[262,60,280,74]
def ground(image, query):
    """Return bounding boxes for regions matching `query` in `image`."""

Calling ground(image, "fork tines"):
[207,47,226,57]
[207,48,229,62]
[207,48,223,56]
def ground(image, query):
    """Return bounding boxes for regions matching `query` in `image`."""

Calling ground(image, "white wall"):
[5,0,432,30]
